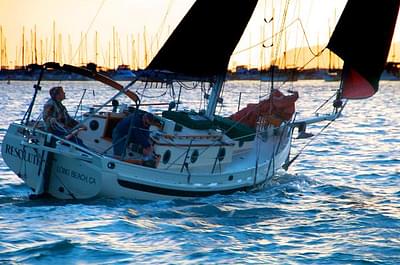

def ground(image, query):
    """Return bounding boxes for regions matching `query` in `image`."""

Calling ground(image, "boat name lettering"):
[56,165,96,185]
[5,144,40,166]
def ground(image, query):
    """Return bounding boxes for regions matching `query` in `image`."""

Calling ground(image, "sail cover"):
[327,0,400,99]
[146,0,258,78]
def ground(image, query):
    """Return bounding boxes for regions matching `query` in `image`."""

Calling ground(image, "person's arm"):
[61,105,79,129]
[43,103,58,130]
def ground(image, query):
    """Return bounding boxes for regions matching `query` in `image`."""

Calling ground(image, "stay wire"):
[72,0,107,63]
[285,117,337,169]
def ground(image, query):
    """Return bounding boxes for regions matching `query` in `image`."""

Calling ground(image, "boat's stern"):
[1,123,47,190]
[1,123,103,199]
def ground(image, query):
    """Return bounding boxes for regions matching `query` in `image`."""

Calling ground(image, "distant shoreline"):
[0,68,399,81]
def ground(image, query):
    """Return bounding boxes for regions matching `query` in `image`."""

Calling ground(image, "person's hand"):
[80,125,88,131]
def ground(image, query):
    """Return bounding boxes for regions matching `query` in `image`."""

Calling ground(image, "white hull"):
[2,119,292,201]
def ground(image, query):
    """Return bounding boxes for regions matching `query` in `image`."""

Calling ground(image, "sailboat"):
[1,0,399,200]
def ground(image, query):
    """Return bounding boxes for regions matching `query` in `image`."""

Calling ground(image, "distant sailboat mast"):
[0,25,2,70]
[22,26,25,68]
[34,25,37,64]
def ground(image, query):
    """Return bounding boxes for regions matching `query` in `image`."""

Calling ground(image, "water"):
[0,80,399,264]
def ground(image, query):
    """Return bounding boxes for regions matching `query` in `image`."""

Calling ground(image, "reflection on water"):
[0,80,399,264]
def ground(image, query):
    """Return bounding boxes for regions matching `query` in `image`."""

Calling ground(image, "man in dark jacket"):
[112,112,154,159]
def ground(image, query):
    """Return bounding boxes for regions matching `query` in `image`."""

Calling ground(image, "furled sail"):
[146,0,258,79]
[327,0,400,99]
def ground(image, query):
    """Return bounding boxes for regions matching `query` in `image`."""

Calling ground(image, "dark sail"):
[146,0,258,78]
[327,0,400,99]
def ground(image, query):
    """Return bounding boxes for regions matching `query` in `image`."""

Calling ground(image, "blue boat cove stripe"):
[117,179,250,197]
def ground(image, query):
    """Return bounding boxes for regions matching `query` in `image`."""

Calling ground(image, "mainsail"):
[327,0,400,99]
[146,0,258,79]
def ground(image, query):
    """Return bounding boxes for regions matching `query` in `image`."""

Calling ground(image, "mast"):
[52,21,56,62]
[131,34,138,70]
[34,25,37,64]
[136,33,140,69]
[84,33,87,65]
[30,29,33,64]
[0,25,2,70]
[392,42,396,61]
[22,26,25,68]
[45,37,48,63]
[113,27,116,69]
[205,76,225,119]
[143,27,148,67]
[248,32,252,68]
[95,31,98,65]
[58,33,62,63]
[328,21,332,71]
[317,34,320,70]
[259,26,264,71]
[108,41,111,69]
[270,5,275,70]
[126,35,129,67]
[68,35,72,64]
[79,33,82,65]
[283,28,287,70]
[40,39,43,64]
[3,38,7,69]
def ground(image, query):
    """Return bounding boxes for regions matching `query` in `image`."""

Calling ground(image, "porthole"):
[238,140,244,147]
[89,120,99,131]
[163,150,171,164]
[190,149,199,163]
[217,147,226,161]
[228,175,233,181]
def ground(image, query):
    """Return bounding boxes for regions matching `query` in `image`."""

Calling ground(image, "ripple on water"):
[0,81,400,264]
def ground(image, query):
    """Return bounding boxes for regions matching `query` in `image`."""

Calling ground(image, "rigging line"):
[273,0,291,65]
[163,136,228,171]
[285,115,339,168]
[150,0,174,52]
[135,87,169,98]
[216,84,226,115]
[72,0,107,63]
[233,18,299,55]
[163,144,194,171]
[74,89,87,119]
[293,18,328,71]
[102,134,127,155]
[252,127,262,187]
[176,80,200,90]
[296,47,326,71]
[295,11,322,57]
[314,91,337,114]
[234,17,324,60]
[67,78,139,135]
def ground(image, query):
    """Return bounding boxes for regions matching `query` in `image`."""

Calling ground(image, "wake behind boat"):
[2,0,399,200]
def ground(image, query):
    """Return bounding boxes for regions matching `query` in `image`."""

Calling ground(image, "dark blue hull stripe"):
[117,179,249,197]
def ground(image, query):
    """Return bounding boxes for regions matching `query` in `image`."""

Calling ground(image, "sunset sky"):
[1,0,399,69]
